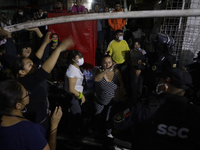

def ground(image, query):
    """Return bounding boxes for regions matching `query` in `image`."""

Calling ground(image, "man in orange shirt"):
[108,2,126,42]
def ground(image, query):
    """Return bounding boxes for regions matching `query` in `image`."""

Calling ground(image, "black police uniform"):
[113,93,200,150]
[144,33,176,94]
[113,68,200,150]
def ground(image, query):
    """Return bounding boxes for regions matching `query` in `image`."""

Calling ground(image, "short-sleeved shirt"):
[64,64,84,93]
[0,121,47,150]
[72,5,85,13]
[107,40,130,64]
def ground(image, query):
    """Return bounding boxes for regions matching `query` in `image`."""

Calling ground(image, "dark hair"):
[57,1,63,4]
[115,30,123,36]
[115,2,121,5]
[17,43,32,56]
[10,57,26,78]
[101,51,112,62]
[50,33,60,47]
[104,5,109,9]
[65,50,83,69]
[0,44,6,54]
[0,80,23,115]
[94,3,99,7]
[0,69,14,82]
[0,12,6,15]
[38,8,43,11]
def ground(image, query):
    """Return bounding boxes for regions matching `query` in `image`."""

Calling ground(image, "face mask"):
[52,39,58,43]
[21,106,27,113]
[76,58,84,66]
[19,12,23,15]
[156,83,168,95]
[118,36,123,41]
[134,48,141,51]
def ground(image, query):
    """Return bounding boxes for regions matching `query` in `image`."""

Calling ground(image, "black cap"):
[160,68,192,90]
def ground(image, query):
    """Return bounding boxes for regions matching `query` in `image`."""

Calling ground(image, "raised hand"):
[0,27,11,38]
[44,32,52,44]
[57,36,74,52]
[51,106,63,129]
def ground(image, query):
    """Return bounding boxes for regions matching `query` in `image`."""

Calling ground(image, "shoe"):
[113,145,123,150]
[65,139,81,150]
[107,134,114,138]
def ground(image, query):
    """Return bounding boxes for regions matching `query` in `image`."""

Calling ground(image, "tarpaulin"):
[48,13,97,67]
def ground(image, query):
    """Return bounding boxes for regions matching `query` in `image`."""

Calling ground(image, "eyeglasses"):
[21,91,31,100]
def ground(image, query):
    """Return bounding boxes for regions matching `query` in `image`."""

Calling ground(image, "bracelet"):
[77,92,83,99]
[50,128,57,133]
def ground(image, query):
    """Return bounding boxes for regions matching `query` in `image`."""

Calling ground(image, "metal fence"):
[160,0,200,67]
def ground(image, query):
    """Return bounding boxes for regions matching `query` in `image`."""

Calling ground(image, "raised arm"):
[35,32,52,59]
[42,37,74,73]
[25,27,43,38]
[0,28,18,67]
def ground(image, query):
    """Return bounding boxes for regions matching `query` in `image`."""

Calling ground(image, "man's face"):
[116,32,123,39]
[134,42,140,50]
[104,7,109,12]
[94,5,99,12]
[38,9,43,15]
[18,9,23,15]
[115,4,121,12]
[55,2,62,9]
[1,14,6,19]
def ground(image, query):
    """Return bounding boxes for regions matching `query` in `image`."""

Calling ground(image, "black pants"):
[67,96,83,137]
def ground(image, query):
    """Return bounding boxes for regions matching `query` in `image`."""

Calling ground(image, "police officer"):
[144,33,176,95]
[183,51,200,106]
[113,68,200,150]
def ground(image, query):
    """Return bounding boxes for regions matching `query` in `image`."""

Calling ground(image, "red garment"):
[52,6,69,13]
[108,10,126,31]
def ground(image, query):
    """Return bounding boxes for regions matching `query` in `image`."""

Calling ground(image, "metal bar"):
[4,9,200,32]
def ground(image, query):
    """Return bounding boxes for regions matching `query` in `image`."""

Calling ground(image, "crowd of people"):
[0,1,200,150]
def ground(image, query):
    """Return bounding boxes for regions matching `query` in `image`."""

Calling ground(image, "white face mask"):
[156,83,168,95]
[21,106,27,113]
[118,36,123,41]
[76,58,84,66]
[19,12,23,15]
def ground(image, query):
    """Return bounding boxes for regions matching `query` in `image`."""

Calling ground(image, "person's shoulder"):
[121,40,128,44]
[67,64,79,74]
[14,121,41,130]
[108,40,115,46]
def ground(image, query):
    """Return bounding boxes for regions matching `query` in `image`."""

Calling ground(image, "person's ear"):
[72,59,76,63]
[15,102,22,110]
[19,70,26,76]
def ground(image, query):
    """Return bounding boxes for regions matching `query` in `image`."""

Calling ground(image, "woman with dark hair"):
[64,50,85,146]
[42,33,60,63]
[0,80,62,150]
[42,33,61,83]
[92,52,124,136]
[10,34,74,130]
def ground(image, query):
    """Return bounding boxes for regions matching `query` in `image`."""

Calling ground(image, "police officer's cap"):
[160,68,192,90]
